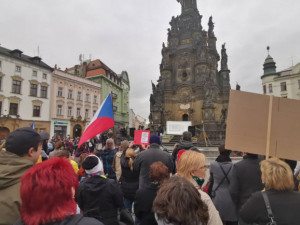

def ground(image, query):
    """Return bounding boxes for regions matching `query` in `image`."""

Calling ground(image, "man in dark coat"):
[133,135,174,189]
[172,131,194,172]
[229,153,264,225]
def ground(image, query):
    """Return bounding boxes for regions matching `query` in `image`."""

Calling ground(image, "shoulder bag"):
[261,192,277,225]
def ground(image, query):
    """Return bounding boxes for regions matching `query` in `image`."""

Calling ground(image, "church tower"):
[150,0,230,143]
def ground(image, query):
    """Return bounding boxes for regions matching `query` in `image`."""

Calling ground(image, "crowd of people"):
[0,127,300,225]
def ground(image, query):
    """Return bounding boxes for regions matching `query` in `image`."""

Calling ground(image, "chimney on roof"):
[83,62,87,77]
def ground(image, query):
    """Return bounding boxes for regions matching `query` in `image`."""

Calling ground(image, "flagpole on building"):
[111,91,117,144]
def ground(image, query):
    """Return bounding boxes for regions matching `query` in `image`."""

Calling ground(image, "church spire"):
[177,0,198,13]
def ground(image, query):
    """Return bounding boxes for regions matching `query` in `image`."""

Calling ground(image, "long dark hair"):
[153,176,209,225]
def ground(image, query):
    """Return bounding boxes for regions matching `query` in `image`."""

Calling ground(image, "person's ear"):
[27,147,35,157]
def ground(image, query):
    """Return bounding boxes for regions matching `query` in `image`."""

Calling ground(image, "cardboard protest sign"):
[225,90,300,161]
[134,130,150,145]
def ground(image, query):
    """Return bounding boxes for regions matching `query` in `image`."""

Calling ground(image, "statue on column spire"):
[208,16,215,38]
[177,0,198,11]
[221,43,228,70]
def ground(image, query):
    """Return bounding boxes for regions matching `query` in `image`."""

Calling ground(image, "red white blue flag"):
[78,94,114,147]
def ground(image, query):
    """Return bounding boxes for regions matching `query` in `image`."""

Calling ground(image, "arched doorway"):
[73,124,82,138]
[182,114,189,121]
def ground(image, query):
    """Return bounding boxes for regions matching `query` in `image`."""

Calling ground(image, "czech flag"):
[78,93,114,147]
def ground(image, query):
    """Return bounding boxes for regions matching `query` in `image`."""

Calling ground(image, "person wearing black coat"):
[77,155,124,225]
[239,157,300,225]
[134,161,170,225]
[119,147,139,213]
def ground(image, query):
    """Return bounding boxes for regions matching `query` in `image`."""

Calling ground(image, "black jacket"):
[172,140,194,172]
[239,189,300,225]
[14,214,104,225]
[119,150,139,201]
[229,154,263,210]
[133,143,174,189]
[134,183,159,225]
[77,175,124,225]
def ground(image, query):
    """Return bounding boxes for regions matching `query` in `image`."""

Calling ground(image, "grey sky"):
[1,0,300,119]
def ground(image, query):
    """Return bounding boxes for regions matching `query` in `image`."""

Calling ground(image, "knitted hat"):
[149,135,161,145]
[82,155,104,175]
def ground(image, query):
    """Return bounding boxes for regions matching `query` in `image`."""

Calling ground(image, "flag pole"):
[111,91,116,144]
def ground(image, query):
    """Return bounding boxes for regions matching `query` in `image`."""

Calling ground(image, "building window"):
[77,92,81,101]
[85,94,90,102]
[93,95,97,104]
[76,108,81,117]
[57,105,63,116]
[32,70,37,77]
[68,106,72,117]
[9,103,18,115]
[58,87,63,97]
[12,80,21,94]
[40,86,47,98]
[33,105,40,117]
[68,90,73,99]
[280,82,287,92]
[15,65,21,72]
[268,84,273,93]
[43,73,47,79]
[30,84,38,96]
[85,109,89,118]
[263,85,266,94]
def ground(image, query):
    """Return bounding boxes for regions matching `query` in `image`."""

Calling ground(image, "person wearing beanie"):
[77,155,124,225]
[0,127,42,225]
[133,134,174,189]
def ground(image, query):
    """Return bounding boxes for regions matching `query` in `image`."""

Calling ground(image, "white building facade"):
[50,69,101,138]
[0,46,52,132]
[261,53,300,99]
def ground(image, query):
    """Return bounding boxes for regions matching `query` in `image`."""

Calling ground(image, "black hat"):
[39,131,50,140]
[5,127,42,156]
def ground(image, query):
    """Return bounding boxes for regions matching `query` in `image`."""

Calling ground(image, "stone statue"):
[208,16,214,38]
[221,43,228,70]
[151,81,156,92]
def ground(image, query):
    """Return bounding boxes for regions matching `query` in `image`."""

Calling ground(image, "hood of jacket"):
[177,140,194,150]
[0,150,33,189]
[82,175,111,192]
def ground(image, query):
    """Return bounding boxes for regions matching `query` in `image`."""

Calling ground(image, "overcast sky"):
[1,0,300,119]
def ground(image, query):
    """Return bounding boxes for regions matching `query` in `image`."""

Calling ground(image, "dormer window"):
[10,49,23,58]
[16,65,21,72]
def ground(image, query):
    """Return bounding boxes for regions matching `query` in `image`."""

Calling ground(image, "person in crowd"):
[113,140,129,181]
[239,157,300,225]
[229,153,263,225]
[14,157,103,225]
[47,138,54,154]
[49,141,63,158]
[177,150,222,225]
[0,127,42,225]
[134,162,170,225]
[153,175,209,225]
[55,149,79,175]
[172,131,194,172]
[209,144,237,225]
[0,127,10,151]
[119,147,139,213]
[77,155,124,225]
[133,135,174,189]
[77,153,88,179]
[101,132,108,148]
[39,131,50,161]
[100,138,118,179]
[75,142,88,160]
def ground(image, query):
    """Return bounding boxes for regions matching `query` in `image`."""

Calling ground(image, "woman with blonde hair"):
[177,150,222,225]
[119,148,139,213]
[240,157,300,224]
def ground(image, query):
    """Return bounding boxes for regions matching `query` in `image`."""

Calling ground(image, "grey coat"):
[210,161,237,222]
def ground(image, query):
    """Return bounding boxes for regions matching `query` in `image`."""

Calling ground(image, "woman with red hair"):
[14,157,103,225]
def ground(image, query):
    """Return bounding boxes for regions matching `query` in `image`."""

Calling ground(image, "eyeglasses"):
[200,165,210,169]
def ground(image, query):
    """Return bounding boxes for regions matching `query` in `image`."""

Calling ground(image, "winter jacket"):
[133,143,174,189]
[100,148,117,179]
[0,150,33,225]
[171,140,193,172]
[229,154,263,210]
[119,150,139,201]
[77,175,124,225]
[112,151,122,180]
[14,214,104,225]
[240,190,300,225]
[134,183,159,225]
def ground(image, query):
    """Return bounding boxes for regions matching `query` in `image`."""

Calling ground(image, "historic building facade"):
[66,59,130,130]
[0,46,53,133]
[261,50,300,99]
[150,0,230,142]
[50,69,101,138]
